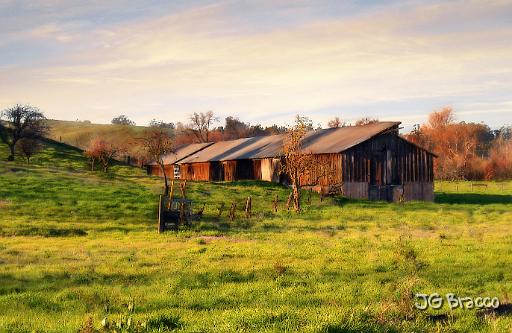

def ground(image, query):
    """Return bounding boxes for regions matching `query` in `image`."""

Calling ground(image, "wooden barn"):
[177,135,284,182]
[148,122,436,201]
[146,142,213,179]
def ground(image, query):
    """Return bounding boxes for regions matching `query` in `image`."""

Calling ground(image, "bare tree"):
[327,117,346,128]
[142,126,175,194]
[355,117,379,126]
[187,111,218,142]
[17,138,42,164]
[0,104,48,161]
[281,115,316,212]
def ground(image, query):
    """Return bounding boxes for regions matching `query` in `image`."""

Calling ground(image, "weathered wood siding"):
[298,153,343,186]
[342,134,435,185]
[261,158,281,183]
[147,165,175,178]
[403,182,434,201]
[222,161,237,181]
[180,162,211,181]
[342,182,368,199]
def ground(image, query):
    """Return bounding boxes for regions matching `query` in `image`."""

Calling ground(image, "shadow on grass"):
[1,227,88,237]
[435,192,512,205]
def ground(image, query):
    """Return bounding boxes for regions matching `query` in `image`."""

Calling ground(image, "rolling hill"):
[47,119,149,150]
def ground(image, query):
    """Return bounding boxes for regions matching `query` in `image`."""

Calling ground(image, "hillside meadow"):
[0,141,511,332]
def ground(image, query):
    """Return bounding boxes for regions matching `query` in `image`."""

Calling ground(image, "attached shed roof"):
[178,134,285,164]
[147,142,213,165]
[178,121,403,164]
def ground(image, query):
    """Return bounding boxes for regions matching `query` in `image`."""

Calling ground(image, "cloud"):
[1,0,511,128]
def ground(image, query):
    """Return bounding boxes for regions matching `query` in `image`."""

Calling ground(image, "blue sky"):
[1,0,511,131]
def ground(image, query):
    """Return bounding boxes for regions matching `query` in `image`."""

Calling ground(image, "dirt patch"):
[0,200,9,208]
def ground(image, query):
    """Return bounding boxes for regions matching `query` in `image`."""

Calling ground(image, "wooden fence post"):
[229,202,237,221]
[245,197,252,218]
[218,203,225,217]
[158,195,164,233]
[286,192,293,211]
[167,180,174,209]
[272,195,279,213]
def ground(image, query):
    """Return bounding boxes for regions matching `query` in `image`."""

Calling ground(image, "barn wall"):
[261,158,281,183]
[403,182,434,201]
[222,161,237,181]
[147,165,175,178]
[299,153,342,186]
[180,162,211,181]
[343,134,435,187]
[343,182,368,199]
[253,160,262,180]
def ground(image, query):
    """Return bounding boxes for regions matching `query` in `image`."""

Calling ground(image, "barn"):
[148,122,436,201]
[177,134,284,182]
[146,142,213,179]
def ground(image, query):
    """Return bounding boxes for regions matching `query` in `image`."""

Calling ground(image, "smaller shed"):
[146,142,213,179]
[178,135,284,182]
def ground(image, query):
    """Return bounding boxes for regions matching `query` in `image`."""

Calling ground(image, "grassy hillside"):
[47,119,148,150]
[0,142,511,332]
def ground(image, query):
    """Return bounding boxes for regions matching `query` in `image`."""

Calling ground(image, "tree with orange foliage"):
[84,137,123,173]
[405,107,494,180]
[485,137,512,180]
[280,116,316,213]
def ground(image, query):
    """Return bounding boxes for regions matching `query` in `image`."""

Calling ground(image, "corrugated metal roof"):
[178,135,285,163]
[178,122,402,164]
[147,142,213,165]
[301,121,401,154]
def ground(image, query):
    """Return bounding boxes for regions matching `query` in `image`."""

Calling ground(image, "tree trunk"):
[7,143,15,161]
[293,184,301,212]
[159,163,169,195]
[292,173,301,212]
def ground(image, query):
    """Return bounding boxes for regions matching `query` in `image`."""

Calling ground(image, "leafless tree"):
[17,138,42,164]
[355,117,379,126]
[187,111,218,142]
[327,117,346,128]
[141,126,175,194]
[0,104,48,161]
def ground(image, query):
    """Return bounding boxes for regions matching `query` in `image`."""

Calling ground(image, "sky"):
[1,0,511,131]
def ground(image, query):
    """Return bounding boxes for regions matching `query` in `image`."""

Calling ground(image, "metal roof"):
[147,142,213,165]
[301,121,401,154]
[178,134,285,163]
[178,122,402,164]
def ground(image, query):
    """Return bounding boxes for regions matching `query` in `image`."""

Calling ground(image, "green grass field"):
[0,142,511,332]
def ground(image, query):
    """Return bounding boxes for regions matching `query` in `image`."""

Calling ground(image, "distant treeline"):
[405,107,511,181]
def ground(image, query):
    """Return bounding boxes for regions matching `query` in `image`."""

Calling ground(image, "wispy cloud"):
[1,0,511,127]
